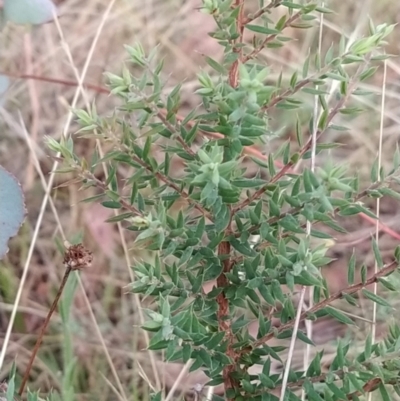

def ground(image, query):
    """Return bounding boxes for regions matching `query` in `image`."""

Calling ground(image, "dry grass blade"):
[368,58,387,401]
[279,287,306,401]
[302,4,325,398]
[163,359,192,401]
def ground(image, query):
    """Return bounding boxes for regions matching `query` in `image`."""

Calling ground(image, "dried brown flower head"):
[63,243,93,270]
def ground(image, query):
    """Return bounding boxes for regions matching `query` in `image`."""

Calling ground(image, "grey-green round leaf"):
[0,166,26,259]
[4,0,58,25]
[0,10,7,31]
[0,75,10,106]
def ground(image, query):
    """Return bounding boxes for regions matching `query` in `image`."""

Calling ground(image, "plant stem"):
[233,63,365,213]
[243,10,302,62]
[216,240,237,397]
[251,259,398,350]
[18,266,72,396]
[228,0,245,88]
[215,2,246,397]
[258,361,400,397]
[243,0,282,25]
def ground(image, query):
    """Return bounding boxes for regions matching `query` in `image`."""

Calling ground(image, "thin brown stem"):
[229,0,245,88]
[130,154,212,220]
[18,244,92,395]
[250,259,398,350]
[261,56,350,112]
[3,72,110,94]
[243,10,302,63]
[81,171,143,217]
[243,0,282,24]
[112,137,211,219]
[233,66,364,213]
[83,153,213,221]
[216,240,238,398]
[242,178,389,243]
[156,110,197,158]
[260,366,399,398]
[217,3,246,397]
[18,266,72,396]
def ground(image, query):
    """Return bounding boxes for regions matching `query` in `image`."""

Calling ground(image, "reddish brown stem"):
[233,68,363,213]
[228,1,245,88]
[216,1,246,398]
[243,0,282,24]
[5,72,110,94]
[18,267,72,396]
[250,259,398,350]
[260,368,396,398]
[243,10,302,63]
[216,240,237,398]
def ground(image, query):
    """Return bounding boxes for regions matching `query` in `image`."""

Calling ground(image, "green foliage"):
[45,1,400,400]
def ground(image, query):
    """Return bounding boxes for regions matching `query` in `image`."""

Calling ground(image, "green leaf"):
[379,383,391,401]
[361,264,367,284]
[101,201,122,209]
[324,306,354,325]
[310,229,331,239]
[348,251,356,284]
[364,332,372,359]
[178,246,193,267]
[347,373,364,394]
[214,204,230,232]
[296,330,314,346]
[143,136,152,160]
[6,374,15,401]
[371,238,383,268]
[205,56,227,74]
[378,278,397,292]
[246,24,280,35]
[259,373,275,389]
[302,87,327,95]
[271,279,285,303]
[379,187,400,201]
[362,289,392,308]
[360,66,378,81]
[232,179,267,188]
[325,72,347,82]
[230,238,256,257]
[326,383,348,400]
[148,331,169,350]
[298,270,322,287]
[289,71,298,88]
[204,332,224,351]
[318,109,328,130]
[303,380,325,401]
[142,320,162,332]
[259,284,275,305]
[105,212,133,223]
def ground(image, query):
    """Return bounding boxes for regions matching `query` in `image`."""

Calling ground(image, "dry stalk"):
[18,243,93,396]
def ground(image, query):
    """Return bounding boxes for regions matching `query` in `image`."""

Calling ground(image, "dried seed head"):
[63,243,93,270]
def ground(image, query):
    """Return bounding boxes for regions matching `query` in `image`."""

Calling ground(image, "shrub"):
[45,1,400,401]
